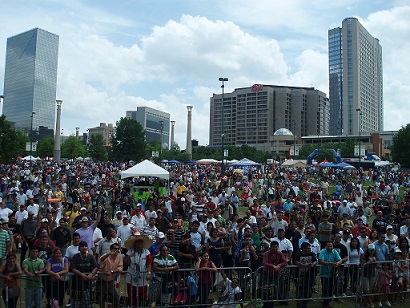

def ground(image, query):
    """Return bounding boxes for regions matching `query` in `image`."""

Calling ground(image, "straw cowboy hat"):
[124,230,154,250]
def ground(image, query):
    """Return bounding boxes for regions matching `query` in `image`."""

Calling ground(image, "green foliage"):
[146,140,161,164]
[37,137,54,158]
[61,136,87,159]
[88,134,108,161]
[110,117,146,162]
[162,143,190,162]
[392,124,410,167]
[0,115,29,163]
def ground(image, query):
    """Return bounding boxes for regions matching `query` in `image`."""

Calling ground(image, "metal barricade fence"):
[360,260,410,308]
[1,262,408,307]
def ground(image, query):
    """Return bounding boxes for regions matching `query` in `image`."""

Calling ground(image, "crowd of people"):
[0,159,410,308]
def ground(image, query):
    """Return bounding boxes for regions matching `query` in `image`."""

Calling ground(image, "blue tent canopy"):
[321,162,355,169]
[168,160,182,164]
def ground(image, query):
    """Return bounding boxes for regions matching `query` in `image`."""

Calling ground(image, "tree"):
[88,134,108,161]
[37,136,54,158]
[0,115,28,163]
[110,117,146,162]
[61,136,87,159]
[392,124,410,167]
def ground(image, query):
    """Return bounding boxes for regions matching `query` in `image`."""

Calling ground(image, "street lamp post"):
[30,111,35,165]
[219,77,228,170]
[356,108,362,170]
[159,120,163,166]
[54,100,63,162]
[0,95,4,115]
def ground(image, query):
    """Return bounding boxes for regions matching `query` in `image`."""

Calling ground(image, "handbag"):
[8,285,20,298]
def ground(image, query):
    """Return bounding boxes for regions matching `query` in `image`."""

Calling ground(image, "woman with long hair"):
[347,237,363,294]
[195,251,216,307]
[203,221,214,242]
[0,254,22,308]
[363,229,378,251]
[397,236,410,258]
[206,228,225,268]
[361,244,378,308]
[45,248,69,308]
[214,220,227,238]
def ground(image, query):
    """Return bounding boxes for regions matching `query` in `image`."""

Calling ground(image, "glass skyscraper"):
[328,27,343,135]
[328,18,383,136]
[2,28,59,132]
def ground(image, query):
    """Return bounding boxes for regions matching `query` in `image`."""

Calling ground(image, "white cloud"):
[1,1,410,150]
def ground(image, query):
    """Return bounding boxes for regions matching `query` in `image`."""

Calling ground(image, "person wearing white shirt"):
[27,199,40,218]
[15,205,28,225]
[400,218,410,236]
[144,204,158,223]
[0,201,13,221]
[272,228,293,261]
[117,217,134,251]
[92,226,103,253]
[270,212,289,236]
[130,208,146,230]
[65,232,81,260]
[25,186,34,199]
[244,210,257,225]
[164,198,173,215]
[16,189,28,206]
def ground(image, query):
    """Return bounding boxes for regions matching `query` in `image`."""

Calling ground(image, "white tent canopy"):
[121,159,169,180]
[22,155,40,161]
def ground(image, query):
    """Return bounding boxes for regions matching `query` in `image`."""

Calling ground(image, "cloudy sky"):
[0,0,409,148]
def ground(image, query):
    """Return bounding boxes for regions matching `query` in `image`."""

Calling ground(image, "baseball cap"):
[180,197,185,202]
[79,241,88,248]
[81,217,90,222]
[116,211,122,215]
[394,247,402,254]
[343,200,348,203]
[368,243,375,250]
[386,225,393,230]
[157,232,166,239]
[80,207,87,211]
[41,218,49,223]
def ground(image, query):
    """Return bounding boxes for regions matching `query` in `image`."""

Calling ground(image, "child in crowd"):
[187,272,199,305]
[378,262,392,307]
[392,248,407,302]
[174,273,188,305]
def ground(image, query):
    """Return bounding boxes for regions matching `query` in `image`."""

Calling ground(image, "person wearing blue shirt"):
[283,197,294,213]
[319,241,343,308]
[374,233,389,261]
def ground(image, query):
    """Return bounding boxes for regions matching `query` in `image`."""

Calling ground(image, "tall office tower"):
[126,107,170,149]
[328,18,383,135]
[209,84,329,147]
[2,28,59,133]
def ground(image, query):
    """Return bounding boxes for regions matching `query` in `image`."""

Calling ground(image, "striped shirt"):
[0,230,10,258]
